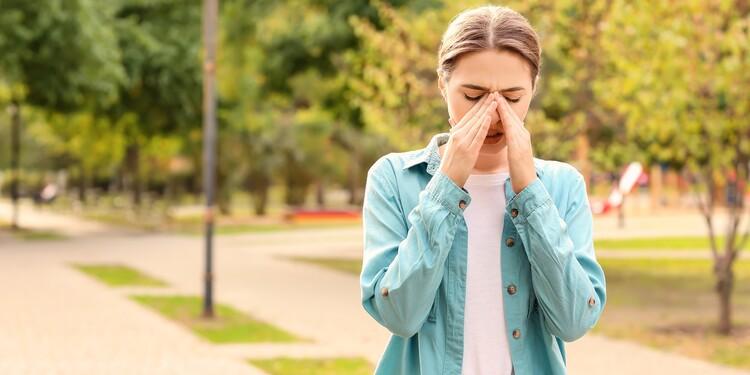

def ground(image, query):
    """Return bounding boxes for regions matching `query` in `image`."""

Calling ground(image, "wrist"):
[440,164,467,188]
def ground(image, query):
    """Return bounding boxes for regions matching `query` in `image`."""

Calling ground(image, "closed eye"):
[463,93,521,103]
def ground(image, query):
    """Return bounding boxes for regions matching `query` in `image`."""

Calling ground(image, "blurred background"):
[0,0,748,374]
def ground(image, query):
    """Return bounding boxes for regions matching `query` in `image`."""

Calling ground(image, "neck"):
[473,151,509,174]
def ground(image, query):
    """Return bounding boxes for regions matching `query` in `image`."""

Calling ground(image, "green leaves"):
[0,0,124,109]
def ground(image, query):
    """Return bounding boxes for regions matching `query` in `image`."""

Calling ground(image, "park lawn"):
[194,219,360,235]
[594,236,750,251]
[0,219,65,240]
[595,258,750,370]
[78,210,361,235]
[290,256,750,370]
[131,295,304,344]
[249,357,373,375]
[73,264,167,287]
[48,192,362,235]
[289,256,362,275]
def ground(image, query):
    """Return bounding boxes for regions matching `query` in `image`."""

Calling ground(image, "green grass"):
[0,220,65,240]
[46,192,362,235]
[249,357,373,375]
[289,256,362,275]
[12,227,65,240]
[73,264,167,287]
[80,210,361,235]
[594,236,750,251]
[595,258,750,370]
[131,295,304,344]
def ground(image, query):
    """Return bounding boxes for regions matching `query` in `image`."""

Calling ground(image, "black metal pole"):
[202,0,218,318]
[10,100,20,230]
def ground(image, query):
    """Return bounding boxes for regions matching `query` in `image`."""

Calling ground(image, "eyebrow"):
[460,84,525,93]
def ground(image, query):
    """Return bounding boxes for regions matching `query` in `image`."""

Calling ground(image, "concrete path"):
[0,238,263,375]
[1,200,749,374]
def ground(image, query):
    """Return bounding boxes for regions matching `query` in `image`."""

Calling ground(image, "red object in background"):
[591,162,646,215]
[286,209,362,222]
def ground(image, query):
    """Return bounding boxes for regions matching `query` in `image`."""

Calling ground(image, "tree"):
[110,0,203,208]
[598,0,750,334]
[0,0,124,227]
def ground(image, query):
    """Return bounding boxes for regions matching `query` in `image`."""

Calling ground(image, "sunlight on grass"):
[73,264,167,287]
[289,256,361,276]
[78,209,361,235]
[594,236,750,251]
[0,220,65,241]
[596,258,750,370]
[132,295,304,343]
[249,357,373,375]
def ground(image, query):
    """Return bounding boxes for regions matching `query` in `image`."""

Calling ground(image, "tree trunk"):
[715,257,734,335]
[216,164,232,215]
[348,148,361,205]
[126,143,142,208]
[9,100,21,230]
[77,164,88,204]
[316,179,326,208]
[253,184,269,216]
[248,173,271,216]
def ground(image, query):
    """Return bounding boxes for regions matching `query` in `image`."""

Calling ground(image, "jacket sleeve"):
[360,156,470,338]
[506,167,606,342]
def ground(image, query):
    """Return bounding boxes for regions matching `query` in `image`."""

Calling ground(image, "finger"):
[467,99,497,141]
[451,93,488,132]
[453,92,493,131]
[456,92,497,137]
[470,110,492,149]
[496,95,524,139]
[499,95,522,127]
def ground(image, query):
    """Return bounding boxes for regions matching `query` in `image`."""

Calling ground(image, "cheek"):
[512,99,531,121]
[447,96,473,124]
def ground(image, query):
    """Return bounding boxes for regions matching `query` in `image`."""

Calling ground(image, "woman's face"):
[439,49,534,156]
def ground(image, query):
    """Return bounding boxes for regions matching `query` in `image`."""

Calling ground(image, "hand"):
[439,92,499,187]
[496,95,536,194]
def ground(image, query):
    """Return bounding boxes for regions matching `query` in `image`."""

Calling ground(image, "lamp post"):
[201,0,218,318]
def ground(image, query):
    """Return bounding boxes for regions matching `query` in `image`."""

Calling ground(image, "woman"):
[360,5,606,375]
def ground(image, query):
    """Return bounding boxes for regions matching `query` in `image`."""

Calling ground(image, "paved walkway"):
[1,201,748,374]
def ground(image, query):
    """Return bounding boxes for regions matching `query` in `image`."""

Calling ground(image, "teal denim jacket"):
[360,132,606,374]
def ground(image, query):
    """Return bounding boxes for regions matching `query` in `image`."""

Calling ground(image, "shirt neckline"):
[464,171,510,186]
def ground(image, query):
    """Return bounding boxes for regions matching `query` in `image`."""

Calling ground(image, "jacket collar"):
[402,132,545,178]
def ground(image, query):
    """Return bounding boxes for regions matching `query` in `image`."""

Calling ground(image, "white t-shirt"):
[461,172,513,375]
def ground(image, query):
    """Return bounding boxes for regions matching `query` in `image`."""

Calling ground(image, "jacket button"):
[459,200,467,209]
[588,296,596,306]
[510,208,519,218]
[507,284,517,295]
[505,237,515,247]
[380,287,389,297]
[512,329,521,339]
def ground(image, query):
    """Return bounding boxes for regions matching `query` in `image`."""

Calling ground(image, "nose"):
[489,93,502,129]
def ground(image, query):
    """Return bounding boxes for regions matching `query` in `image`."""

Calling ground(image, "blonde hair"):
[437,5,541,87]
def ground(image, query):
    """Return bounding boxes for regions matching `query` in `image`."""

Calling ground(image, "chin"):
[478,140,507,154]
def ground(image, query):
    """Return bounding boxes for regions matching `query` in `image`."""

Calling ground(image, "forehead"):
[450,49,532,90]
